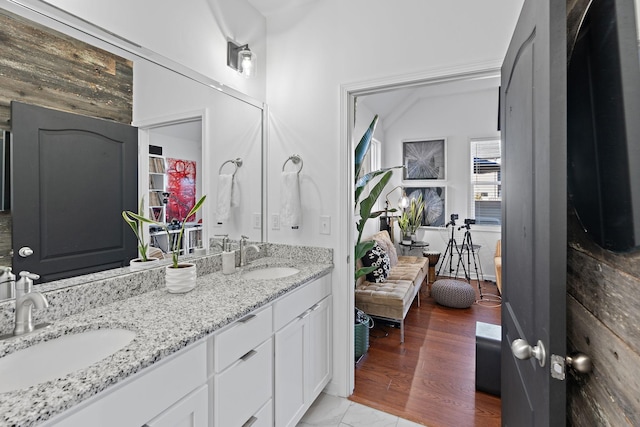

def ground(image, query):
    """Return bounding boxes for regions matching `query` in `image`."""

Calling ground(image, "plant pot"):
[165,262,197,293]
[129,257,160,271]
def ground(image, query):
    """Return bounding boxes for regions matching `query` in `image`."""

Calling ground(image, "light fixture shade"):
[237,48,256,78]
[398,195,410,209]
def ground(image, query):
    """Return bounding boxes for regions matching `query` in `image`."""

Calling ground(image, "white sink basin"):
[0,328,136,393]
[241,267,300,280]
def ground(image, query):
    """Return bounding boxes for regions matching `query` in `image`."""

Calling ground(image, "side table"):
[399,240,429,255]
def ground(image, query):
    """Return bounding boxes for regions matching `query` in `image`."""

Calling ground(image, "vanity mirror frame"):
[0,0,268,298]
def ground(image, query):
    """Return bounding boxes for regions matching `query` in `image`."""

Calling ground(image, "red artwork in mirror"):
[166,158,197,223]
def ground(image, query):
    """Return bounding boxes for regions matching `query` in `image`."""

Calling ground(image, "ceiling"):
[245,0,500,129]
[247,0,315,17]
[358,75,500,130]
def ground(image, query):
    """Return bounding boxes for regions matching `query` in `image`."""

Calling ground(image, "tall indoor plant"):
[354,115,402,280]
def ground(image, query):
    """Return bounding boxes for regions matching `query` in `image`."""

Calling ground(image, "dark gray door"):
[500,0,567,425]
[11,102,137,283]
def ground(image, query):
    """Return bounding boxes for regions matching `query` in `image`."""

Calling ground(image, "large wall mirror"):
[0,2,265,297]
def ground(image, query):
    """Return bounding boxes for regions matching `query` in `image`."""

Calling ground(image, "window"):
[470,138,501,225]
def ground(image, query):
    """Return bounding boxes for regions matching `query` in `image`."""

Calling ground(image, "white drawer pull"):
[238,314,257,323]
[242,416,258,427]
[310,303,321,311]
[240,349,257,362]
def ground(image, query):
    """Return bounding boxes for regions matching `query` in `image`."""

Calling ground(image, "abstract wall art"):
[403,138,446,180]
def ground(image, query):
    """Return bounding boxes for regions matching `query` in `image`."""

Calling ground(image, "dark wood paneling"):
[0,8,133,130]
[567,295,640,426]
[567,209,640,425]
[567,248,640,355]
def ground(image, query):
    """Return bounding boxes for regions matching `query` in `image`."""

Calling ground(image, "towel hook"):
[218,158,243,176]
[282,154,303,174]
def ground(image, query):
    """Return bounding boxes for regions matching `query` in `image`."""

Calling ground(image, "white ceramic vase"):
[165,262,197,293]
[129,257,160,271]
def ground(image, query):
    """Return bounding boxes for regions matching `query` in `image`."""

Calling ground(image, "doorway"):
[341,65,502,423]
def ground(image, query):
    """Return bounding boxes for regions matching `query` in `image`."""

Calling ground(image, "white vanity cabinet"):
[37,272,332,427]
[273,275,332,427]
[210,306,274,427]
[44,341,209,427]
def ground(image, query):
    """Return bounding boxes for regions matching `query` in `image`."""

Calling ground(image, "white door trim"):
[333,60,502,397]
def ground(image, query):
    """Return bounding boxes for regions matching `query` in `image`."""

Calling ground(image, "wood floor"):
[350,279,502,427]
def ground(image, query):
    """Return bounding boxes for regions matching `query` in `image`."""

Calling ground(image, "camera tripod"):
[436,216,468,280]
[455,222,485,299]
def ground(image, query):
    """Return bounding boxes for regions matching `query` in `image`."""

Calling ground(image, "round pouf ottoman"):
[431,279,476,308]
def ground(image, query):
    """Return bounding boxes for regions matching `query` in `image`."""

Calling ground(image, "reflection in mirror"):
[0,5,265,300]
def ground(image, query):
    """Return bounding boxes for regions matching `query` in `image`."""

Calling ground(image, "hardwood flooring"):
[350,279,502,427]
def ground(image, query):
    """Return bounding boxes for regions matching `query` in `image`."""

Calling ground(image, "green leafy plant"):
[164,195,206,268]
[407,194,424,234]
[123,195,206,268]
[354,115,402,279]
[397,213,410,237]
[122,196,151,262]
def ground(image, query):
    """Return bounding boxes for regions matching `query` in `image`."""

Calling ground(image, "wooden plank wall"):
[0,8,133,130]
[566,208,640,425]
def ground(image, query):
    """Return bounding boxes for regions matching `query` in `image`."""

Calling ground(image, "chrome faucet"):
[239,235,260,267]
[13,271,48,336]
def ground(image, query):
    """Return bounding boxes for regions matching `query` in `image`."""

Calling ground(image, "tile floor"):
[297,393,425,427]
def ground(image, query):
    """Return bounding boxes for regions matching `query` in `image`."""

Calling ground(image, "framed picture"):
[403,138,446,180]
[403,186,446,226]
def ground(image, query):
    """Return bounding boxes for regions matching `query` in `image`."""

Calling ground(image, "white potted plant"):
[160,195,206,293]
[122,196,161,270]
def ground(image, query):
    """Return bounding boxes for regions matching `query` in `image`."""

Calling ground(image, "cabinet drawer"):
[240,399,272,427]
[215,338,273,427]
[214,305,272,372]
[273,274,330,331]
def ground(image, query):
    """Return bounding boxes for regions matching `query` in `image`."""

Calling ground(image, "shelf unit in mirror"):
[149,154,166,223]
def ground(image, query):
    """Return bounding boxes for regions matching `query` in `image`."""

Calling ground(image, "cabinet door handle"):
[310,303,321,311]
[238,314,257,323]
[298,309,312,319]
[242,416,258,427]
[240,349,257,361]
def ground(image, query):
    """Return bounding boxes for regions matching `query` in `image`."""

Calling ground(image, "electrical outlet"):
[271,213,280,230]
[320,215,331,235]
[253,213,261,229]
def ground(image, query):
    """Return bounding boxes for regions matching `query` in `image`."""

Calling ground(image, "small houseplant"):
[122,196,161,270]
[398,212,411,244]
[406,194,425,241]
[160,194,206,293]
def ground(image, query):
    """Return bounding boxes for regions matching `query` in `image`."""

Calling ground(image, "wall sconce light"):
[227,41,256,78]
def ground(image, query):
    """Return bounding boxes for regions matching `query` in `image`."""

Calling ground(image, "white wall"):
[264,0,523,396]
[381,88,501,280]
[37,0,267,101]
[135,60,263,243]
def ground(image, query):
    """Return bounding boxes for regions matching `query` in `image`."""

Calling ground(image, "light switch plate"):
[320,215,331,235]
[271,213,280,230]
[253,213,261,229]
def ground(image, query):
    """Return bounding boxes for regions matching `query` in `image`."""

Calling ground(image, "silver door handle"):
[511,338,546,367]
[18,247,33,258]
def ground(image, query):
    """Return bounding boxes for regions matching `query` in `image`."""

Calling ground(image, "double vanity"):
[0,244,333,427]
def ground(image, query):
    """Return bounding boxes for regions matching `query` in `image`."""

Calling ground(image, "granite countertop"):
[0,257,333,427]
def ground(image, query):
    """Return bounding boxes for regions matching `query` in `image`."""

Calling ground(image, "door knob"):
[566,352,592,374]
[511,338,546,367]
[18,247,33,258]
